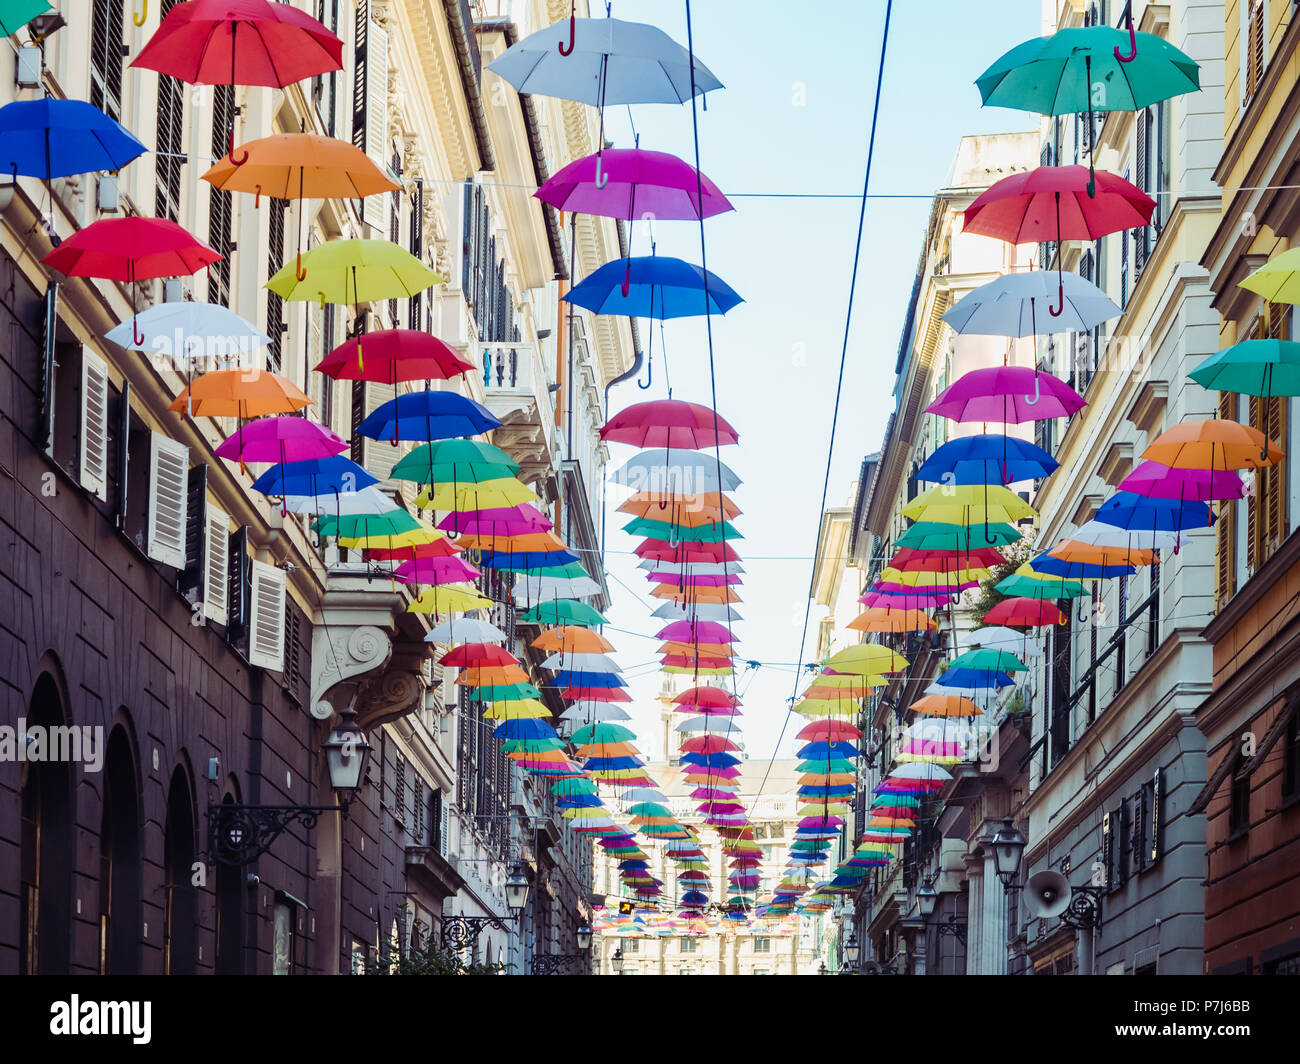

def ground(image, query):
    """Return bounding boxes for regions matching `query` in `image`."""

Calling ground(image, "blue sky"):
[593,1,1040,768]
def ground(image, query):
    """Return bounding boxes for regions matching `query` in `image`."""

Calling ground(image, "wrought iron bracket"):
[441,914,511,952]
[935,915,968,945]
[207,803,342,866]
[1060,885,1104,931]
[530,952,586,976]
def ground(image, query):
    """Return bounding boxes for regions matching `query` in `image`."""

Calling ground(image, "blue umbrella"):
[552,670,626,689]
[555,794,603,808]
[476,549,581,570]
[680,890,710,906]
[582,756,644,770]
[356,390,501,443]
[680,752,741,768]
[799,785,855,798]
[915,434,1058,485]
[251,455,378,496]
[1030,551,1136,580]
[493,719,559,740]
[0,98,147,179]
[935,667,1016,689]
[564,255,742,318]
[796,741,859,760]
[1095,490,1214,533]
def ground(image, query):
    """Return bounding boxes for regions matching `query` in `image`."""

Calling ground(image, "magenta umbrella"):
[393,556,482,585]
[537,147,733,220]
[861,590,954,609]
[438,505,552,537]
[656,620,736,643]
[214,416,346,463]
[927,366,1086,423]
[647,570,742,586]
[1119,460,1246,502]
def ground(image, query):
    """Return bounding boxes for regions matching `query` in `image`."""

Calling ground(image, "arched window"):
[98,725,142,974]
[20,674,75,973]
[163,766,198,974]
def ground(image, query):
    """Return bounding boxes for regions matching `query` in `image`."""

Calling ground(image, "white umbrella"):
[637,559,745,576]
[424,617,507,644]
[652,601,742,622]
[489,17,722,106]
[559,704,630,723]
[615,449,742,493]
[675,716,743,734]
[542,651,621,672]
[618,787,669,804]
[965,626,1043,659]
[106,300,270,366]
[281,485,399,516]
[513,575,602,603]
[1067,518,1186,551]
[942,270,1121,338]
[904,718,975,745]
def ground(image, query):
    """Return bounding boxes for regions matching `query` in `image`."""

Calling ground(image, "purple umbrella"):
[214,416,347,463]
[536,147,734,221]
[393,555,483,585]
[437,505,553,537]
[1119,460,1246,502]
[926,365,1086,424]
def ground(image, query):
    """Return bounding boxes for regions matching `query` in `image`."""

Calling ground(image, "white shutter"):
[78,348,109,500]
[147,432,190,568]
[204,505,231,625]
[248,559,287,670]
[362,22,390,236]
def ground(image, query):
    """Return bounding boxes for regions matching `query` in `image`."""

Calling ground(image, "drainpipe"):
[599,324,644,569]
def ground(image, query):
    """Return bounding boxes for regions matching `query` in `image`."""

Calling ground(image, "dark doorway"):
[214,794,245,973]
[98,725,142,973]
[163,765,198,974]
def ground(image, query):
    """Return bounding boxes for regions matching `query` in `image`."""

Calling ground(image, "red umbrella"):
[891,546,1006,570]
[982,597,1065,627]
[316,329,474,383]
[131,0,344,160]
[963,165,1154,315]
[366,539,464,561]
[635,540,742,563]
[680,735,741,754]
[796,720,862,742]
[563,687,632,702]
[440,643,521,668]
[660,655,733,670]
[43,217,220,344]
[600,399,739,449]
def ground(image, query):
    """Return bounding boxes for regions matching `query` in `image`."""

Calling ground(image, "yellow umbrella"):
[1240,246,1300,303]
[408,585,493,614]
[880,566,988,588]
[267,238,441,305]
[792,699,861,717]
[481,699,552,719]
[825,644,909,673]
[414,477,538,511]
[901,483,1036,525]
[335,524,443,550]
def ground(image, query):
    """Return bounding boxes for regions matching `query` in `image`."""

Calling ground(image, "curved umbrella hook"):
[132,0,147,27]
[1115,14,1138,63]
[1025,371,1042,406]
[558,5,576,55]
[621,259,632,299]
[594,152,610,191]
[1047,282,1065,318]
[132,317,145,346]
[295,250,307,282]
[1076,596,1090,624]
[227,127,248,167]
[637,349,653,390]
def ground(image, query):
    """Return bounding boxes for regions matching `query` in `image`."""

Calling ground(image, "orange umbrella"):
[1143,419,1282,469]
[657,640,734,657]
[908,694,983,717]
[203,133,399,278]
[456,665,529,686]
[798,772,856,786]
[532,627,615,653]
[169,368,310,418]
[618,491,741,522]
[803,681,872,699]
[1049,542,1156,566]
[650,584,741,603]
[848,608,936,633]
[458,530,570,553]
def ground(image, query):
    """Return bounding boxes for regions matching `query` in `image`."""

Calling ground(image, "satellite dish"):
[1025,869,1072,920]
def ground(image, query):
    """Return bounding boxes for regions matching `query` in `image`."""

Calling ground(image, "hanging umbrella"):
[532,626,615,654]
[995,563,1089,600]
[519,599,608,626]
[424,617,507,644]
[1119,460,1246,502]
[105,300,269,366]
[167,368,309,418]
[439,504,552,538]
[214,416,345,464]
[927,366,1086,423]
[943,270,1120,337]
[280,485,397,517]
[1095,491,1214,532]
[317,329,474,383]
[408,585,494,615]
[847,608,936,633]
[1240,246,1300,303]
[131,0,344,158]
[900,483,1036,525]
[1142,419,1283,469]
[896,520,1022,551]
[537,147,733,220]
[252,455,377,497]
[356,390,501,445]
[982,597,1066,627]
[394,556,482,585]
[0,0,49,36]
[948,648,1027,673]
[0,97,146,179]
[615,448,742,491]
[907,694,983,718]
[966,625,1043,658]
[414,479,537,512]
[565,255,742,317]
[915,434,1058,485]
[1189,338,1300,399]
[602,400,739,449]
[1068,518,1186,551]
[1031,549,1139,579]
[488,15,722,105]
[619,491,741,523]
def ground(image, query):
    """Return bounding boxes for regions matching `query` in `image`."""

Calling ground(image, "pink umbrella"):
[438,505,552,536]
[537,147,734,220]
[393,556,482,585]
[214,416,346,463]
[656,620,736,643]
[861,591,953,609]
[926,365,1086,423]
[1119,460,1246,502]
[647,570,742,586]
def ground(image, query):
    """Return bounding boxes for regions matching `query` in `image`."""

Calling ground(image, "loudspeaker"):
[1025,870,1072,920]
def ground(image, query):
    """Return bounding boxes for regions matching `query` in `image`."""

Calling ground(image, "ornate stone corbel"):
[310,623,393,721]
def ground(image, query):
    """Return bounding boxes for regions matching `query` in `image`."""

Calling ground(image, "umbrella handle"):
[1046,285,1064,319]
[132,0,147,26]
[295,251,307,282]
[558,9,576,55]
[227,128,248,167]
[254,186,262,209]
[595,153,610,190]
[621,261,631,298]
[132,318,145,346]
[1025,371,1042,406]
[1115,20,1137,63]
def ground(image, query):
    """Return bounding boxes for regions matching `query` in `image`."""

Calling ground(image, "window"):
[207,87,236,307]
[155,0,183,222]
[90,0,125,119]
[312,0,340,135]
[1229,751,1251,837]
[1248,306,1289,567]
[409,181,425,330]
[266,197,286,374]
[679,936,696,953]
[753,936,771,953]
[627,938,639,953]
[1244,0,1267,105]
[350,940,367,975]
[1282,708,1300,801]
[273,896,298,975]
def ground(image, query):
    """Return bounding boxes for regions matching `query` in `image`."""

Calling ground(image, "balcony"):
[478,341,557,485]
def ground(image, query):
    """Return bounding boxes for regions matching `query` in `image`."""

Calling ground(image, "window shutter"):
[114,380,131,529]
[1248,393,1263,568]
[1267,395,1287,549]
[1247,0,1265,101]
[203,505,231,625]
[248,559,287,670]
[227,526,249,641]
[147,432,190,568]
[1134,111,1149,273]
[79,348,110,500]
[178,464,208,593]
[1215,388,1237,610]
[266,196,286,374]
[41,284,59,458]
[360,20,390,236]
[409,181,424,331]
[1150,768,1163,863]
[1101,809,1113,887]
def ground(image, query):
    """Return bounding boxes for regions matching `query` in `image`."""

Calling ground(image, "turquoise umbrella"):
[948,647,1028,673]
[1189,338,1300,398]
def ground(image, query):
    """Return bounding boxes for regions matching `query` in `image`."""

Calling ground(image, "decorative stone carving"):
[310,623,392,720]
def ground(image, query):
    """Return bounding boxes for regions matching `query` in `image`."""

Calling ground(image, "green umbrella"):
[520,599,608,626]
[313,509,422,538]
[510,561,591,579]
[948,647,1028,673]
[472,682,544,701]
[572,723,637,745]
[1189,338,1300,398]
[551,778,599,796]
[391,439,519,483]
[977,25,1199,193]
[0,0,50,37]
[501,737,566,754]
[796,758,856,774]
[896,521,1021,551]
[996,571,1089,600]
[622,517,743,543]
[625,801,674,817]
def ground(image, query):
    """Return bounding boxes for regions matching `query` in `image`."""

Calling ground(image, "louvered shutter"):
[248,559,287,670]
[227,526,249,641]
[1269,305,1290,547]
[204,505,230,625]
[359,20,390,236]
[1134,110,1149,273]
[409,182,424,331]
[114,380,131,529]
[266,197,286,374]
[1249,393,1263,568]
[1101,810,1113,887]
[147,432,190,568]
[1150,768,1163,862]
[40,285,59,458]
[90,0,125,119]
[79,348,110,500]
[178,464,208,592]
[1247,0,1265,101]
[1215,388,1237,609]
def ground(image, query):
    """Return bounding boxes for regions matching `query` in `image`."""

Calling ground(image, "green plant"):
[968,530,1036,627]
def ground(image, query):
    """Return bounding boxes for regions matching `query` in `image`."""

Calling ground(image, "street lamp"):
[917,879,939,918]
[818,961,828,975]
[576,924,593,951]
[611,947,625,974]
[504,862,530,914]
[991,816,1027,889]
[844,933,860,967]
[321,707,372,807]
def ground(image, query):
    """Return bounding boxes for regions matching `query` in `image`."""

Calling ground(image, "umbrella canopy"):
[565,256,742,319]
[948,648,1027,673]
[966,626,1044,658]
[615,448,742,491]
[519,600,608,626]
[1142,419,1283,469]
[943,270,1120,337]
[896,520,1022,550]
[44,217,220,281]
[995,563,1089,600]
[532,627,616,654]
[131,0,344,88]
[1095,491,1214,532]
[0,97,146,179]
[394,556,482,585]
[848,607,936,633]
[1119,460,1246,502]
[214,416,345,463]
[900,483,1037,524]
[441,643,520,668]
[105,300,269,362]
[424,617,507,644]
[317,329,474,382]
[280,484,396,517]
[0,0,48,36]
[1190,338,1300,399]
[908,694,983,718]
[356,391,501,443]
[915,434,1058,485]
[253,455,377,496]
[267,239,440,304]
[926,366,1086,424]
[202,132,397,199]
[487,16,722,105]
[168,368,310,417]
[1240,246,1300,303]
[963,165,1154,245]
[537,148,733,220]
[982,597,1066,627]
[602,400,739,449]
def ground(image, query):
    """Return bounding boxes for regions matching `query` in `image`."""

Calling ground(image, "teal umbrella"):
[896,521,1021,551]
[948,647,1028,673]
[520,599,608,627]
[0,0,47,35]
[977,24,1199,193]
[996,570,1089,600]
[1189,339,1300,398]
[623,517,743,543]
[571,722,637,745]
